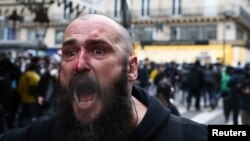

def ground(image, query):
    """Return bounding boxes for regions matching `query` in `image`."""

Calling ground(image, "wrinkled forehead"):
[65,18,119,37]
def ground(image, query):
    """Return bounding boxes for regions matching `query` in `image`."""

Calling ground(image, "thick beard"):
[55,60,134,141]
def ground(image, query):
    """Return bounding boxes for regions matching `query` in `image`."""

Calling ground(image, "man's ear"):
[128,55,138,81]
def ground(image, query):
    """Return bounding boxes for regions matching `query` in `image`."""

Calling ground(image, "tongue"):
[78,93,95,102]
[75,93,95,103]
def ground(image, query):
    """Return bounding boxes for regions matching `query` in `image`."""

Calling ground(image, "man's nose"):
[74,50,90,72]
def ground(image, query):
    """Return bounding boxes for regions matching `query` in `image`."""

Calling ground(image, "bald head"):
[66,14,133,56]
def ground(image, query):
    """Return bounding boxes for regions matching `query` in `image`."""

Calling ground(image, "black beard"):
[55,60,134,141]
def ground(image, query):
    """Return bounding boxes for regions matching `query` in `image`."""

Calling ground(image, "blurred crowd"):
[135,58,250,125]
[0,52,60,133]
[1,52,250,134]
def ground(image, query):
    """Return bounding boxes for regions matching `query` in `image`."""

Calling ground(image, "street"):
[174,92,242,125]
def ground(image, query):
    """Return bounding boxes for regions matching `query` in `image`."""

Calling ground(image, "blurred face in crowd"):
[57,14,138,141]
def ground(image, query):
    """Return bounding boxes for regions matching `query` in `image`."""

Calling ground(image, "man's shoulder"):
[0,114,57,141]
[143,114,208,141]
[35,114,57,126]
[28,114,57,139]
[177,115,208,141]
[154,113,208,141]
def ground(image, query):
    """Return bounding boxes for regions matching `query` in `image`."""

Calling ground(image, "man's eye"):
[94,48,104,55]
[62,49,78,61]
[65,50,77,57]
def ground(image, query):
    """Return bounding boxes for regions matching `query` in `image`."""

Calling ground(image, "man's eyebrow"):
[85,39,110,46]
[62,39,77,47]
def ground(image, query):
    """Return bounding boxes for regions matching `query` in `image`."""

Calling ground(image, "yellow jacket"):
[18,71,40,104]
[149,68,159,82]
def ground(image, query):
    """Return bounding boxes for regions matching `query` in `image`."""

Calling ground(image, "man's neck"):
[132,96,147,127]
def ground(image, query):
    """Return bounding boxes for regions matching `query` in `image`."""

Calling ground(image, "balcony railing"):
[105,5,250,21]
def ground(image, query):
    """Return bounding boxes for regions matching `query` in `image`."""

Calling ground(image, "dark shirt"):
[168,103,181,116]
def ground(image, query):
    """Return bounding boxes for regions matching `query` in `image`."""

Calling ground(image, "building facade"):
[120,0,250,66]
[1,0,250,65]
[0,0,105,55]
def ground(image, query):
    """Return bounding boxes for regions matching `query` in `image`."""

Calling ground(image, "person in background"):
[37,58,59,116]
[156,78,180,116]
[238,63,250,124]
[0,53,21,130]
[136,60,150,90]
[0,14,207,141]
[227,68,244,125]
[17,59,40,127]
[220,66,233,123]
[186,60,205,111]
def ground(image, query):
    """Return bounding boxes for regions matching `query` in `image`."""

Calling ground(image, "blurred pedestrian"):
[37,61,58,116]
[156,78,180,116]
[227,68,244,125]
[0,53,21,130]
[239,63,250,124]
[220,66,233,123]
[186,60,205,111]
[17,60,40,127]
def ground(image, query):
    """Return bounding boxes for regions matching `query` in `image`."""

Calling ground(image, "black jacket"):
[0,86,207,141]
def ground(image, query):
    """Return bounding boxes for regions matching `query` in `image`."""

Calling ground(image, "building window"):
[147,0,150,16]
[170,26,181,40]
[28,29,36,42]
[170,24,216,41]
[114,0,121,17]
[0,29,3,40]
[203,25,216,40]
[28,28,47,43]
[187,26,199,40]
[0,18,5,40]
[55,29,64,45]
[141,0,150,17]
[0,19,16,40]
[6,28,16,40]
[172,0,181,15]
[236,26,245,40]
[133,27,153,41]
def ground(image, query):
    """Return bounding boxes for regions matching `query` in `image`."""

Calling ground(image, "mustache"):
[69,72,97,87]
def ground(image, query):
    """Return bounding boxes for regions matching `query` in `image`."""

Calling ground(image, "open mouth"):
[73,84,97,110]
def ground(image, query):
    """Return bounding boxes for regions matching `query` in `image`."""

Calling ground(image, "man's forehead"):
[79,14,119,25]
[65,19,117,37]
[64,19,121,45]
[70,16,117,29]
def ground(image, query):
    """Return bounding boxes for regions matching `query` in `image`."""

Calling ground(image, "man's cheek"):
[59,73,69,89]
